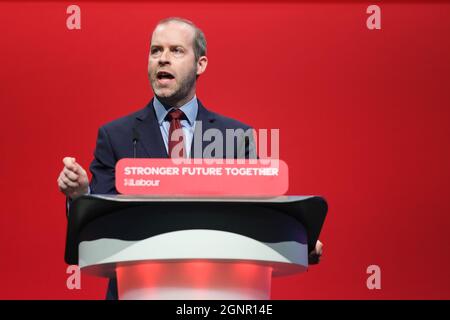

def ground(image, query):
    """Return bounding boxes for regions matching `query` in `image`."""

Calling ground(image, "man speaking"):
[57,17,323,299]
[58,17,255,197]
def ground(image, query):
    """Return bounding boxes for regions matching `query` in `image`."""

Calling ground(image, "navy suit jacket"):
[89,98,255,195]
[85,98,255,299]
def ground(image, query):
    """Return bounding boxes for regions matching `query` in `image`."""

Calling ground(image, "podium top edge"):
[86,194,321,204]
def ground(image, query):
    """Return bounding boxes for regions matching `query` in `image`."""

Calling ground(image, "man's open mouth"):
[156,71,175,80]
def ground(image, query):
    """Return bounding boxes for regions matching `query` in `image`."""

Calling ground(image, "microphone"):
[132,127,140,158]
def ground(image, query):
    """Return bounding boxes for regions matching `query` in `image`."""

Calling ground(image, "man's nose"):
[158,49,171,66]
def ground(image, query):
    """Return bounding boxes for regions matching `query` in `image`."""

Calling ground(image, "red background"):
[0,1,449,299]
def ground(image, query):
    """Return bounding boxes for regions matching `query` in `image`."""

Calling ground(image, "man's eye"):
[172,47,184,54]
[151,48,161,54]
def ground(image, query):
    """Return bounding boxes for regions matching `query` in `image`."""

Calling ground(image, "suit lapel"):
[191,99,217,158]
[134,99,168,158]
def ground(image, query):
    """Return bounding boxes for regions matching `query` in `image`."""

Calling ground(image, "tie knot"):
[167,109,185,121]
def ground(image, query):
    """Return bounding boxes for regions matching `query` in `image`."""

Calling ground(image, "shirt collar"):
[153,95,198,126]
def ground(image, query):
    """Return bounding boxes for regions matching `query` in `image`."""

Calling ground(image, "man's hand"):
[57,157,89,199]
[308,240,324,265]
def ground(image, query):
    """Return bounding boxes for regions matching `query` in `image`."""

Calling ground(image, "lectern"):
[65,195,327,300]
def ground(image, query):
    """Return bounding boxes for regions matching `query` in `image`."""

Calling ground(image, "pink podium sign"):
[115,158,288,197]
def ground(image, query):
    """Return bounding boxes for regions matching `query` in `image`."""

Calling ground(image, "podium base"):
[116,261,273,300]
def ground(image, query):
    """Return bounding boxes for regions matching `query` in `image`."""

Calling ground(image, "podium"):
[65,195,327,300]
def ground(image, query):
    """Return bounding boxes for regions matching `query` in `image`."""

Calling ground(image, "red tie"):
[167,109,186,158]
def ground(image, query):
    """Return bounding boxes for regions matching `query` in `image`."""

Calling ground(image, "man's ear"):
[196,56,208,76]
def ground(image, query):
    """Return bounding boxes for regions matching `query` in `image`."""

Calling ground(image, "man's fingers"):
[72,162,80,174]
[79,166,87,177]
[74,163,89,182]
[63,167,79,182]
[57,177,68,191]
[63,157,78,172]
[62,157,88,177]
[308,240,324,264]
[58,177,75,192]
[60,173,80,188]
[58,159,86,198]
[316,240,323,255]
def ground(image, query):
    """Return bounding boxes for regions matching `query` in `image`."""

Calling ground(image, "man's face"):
[148,22,200,106]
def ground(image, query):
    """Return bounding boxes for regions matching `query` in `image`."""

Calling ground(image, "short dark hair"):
[156,17,207,61]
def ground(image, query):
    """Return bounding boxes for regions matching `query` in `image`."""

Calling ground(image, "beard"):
[150,65,197,107]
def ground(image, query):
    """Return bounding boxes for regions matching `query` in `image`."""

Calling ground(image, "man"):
[57,17,323,299]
